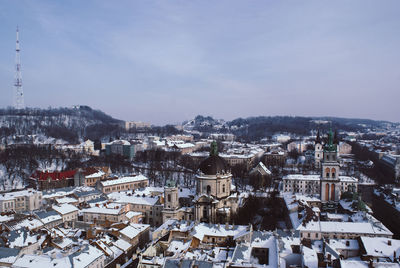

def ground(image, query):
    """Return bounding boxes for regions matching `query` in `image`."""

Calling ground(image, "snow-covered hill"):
[0,106,123,143]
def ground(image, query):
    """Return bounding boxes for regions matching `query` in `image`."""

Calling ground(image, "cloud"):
[0,0,399,124]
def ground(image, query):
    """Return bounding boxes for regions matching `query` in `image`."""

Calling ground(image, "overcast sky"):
[0,1,399,125]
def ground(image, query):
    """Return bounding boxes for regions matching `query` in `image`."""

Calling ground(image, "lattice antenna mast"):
[14,26,25,109]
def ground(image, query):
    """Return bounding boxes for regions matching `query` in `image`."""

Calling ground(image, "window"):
[222,184,225,193]
[168,194,171,202]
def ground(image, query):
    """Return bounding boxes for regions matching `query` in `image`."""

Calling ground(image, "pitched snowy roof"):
[192,223,248,241]
[70,244,105,268]
[360,237,400,261]
[52,204,78,215]
[297,221,393,236]
[81,206,123,215]
[0,189,40,200]
[119,223,150,240]
[35,210,62,224]
[100,174,148,187]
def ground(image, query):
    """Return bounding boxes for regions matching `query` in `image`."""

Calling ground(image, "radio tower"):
[14,26,25,109]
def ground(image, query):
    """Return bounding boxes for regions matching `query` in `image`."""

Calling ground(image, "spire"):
[333,130,339,145]
[328,129,333,146]
[324,129,337,152]
[315,129,321,144]
[210,140,218,156]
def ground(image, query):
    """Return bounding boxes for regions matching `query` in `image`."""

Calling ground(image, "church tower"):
[164,180,179,210]
[320,130,340,203]
[162,180,180,222]
[314,130,323,168]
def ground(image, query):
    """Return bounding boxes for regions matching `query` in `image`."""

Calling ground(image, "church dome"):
[198,140,230,175]
[199,155,229,175]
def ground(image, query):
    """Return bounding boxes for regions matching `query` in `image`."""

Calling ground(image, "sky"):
[0,1,399,125]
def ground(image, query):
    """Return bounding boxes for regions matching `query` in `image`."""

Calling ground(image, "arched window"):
[222,184,226,193]
[206,185,211,195]
[325,168,330,178]
[167,194,171,202]
[331,168,336,178]
[325,184,329,201]
[330,184,335,201]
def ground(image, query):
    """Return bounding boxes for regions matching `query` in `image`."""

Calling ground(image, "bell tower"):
[314,130,323,168]
[164,180,179,210]
[320,130,340,203]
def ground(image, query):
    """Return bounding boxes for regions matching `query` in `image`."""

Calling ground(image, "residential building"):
[298,221,393,240]
[0,189,42,213]
[82,203,128,224]
[105,139,135,160]
[98,175,149,194]
[52,204,78,224]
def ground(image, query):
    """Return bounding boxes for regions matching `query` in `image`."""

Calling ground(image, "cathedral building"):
[162,141,238,223]
[162,141,239,224]
[194,141,238,223]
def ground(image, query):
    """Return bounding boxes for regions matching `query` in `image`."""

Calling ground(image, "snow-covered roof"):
[167,239,191,255]
[125,211,142,219]
[112,239,132,252]
[81,206,123,215]
[56,197,78,204]
[283,174,320,181]
[302,246,318,268]
[119,223,150,240]
[35,210,62,224]
[107,139,131,146]
[85,170,105,179]
[52,204,78,215]
[297,221,393,237]
[192,223,248,241]
[109,192,159,206]
[6,217,44,231]
[100,174,148,187]
[339,176,358,183]
[360,237,400,261]
[0,247,19,265]
[12,254,71,268]
[70,244,105,268]
[0,189,40,201]
[328,239,359,251]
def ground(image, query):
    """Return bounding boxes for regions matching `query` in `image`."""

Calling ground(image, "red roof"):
[31,170,76,181]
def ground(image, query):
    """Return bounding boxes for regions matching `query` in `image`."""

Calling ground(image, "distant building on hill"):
[124,121,151,130]
[105,139,135,160]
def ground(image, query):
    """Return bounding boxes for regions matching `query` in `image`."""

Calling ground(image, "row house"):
[111,194,163,226]
[52,203,78,224]
[298,221,393,241]
[98,175,149,194]
[0,189,42,213]
[81,203,128,224]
